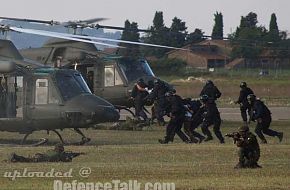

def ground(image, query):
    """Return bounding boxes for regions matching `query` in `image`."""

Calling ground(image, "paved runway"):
[121,107,290,121]
[220,107,290,121]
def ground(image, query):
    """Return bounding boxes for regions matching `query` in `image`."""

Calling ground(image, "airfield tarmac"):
[121,107,290,121]
[220,107,290,121]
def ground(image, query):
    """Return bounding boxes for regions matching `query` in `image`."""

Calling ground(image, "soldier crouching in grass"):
[226,125,261,169]
[9,143,84,163]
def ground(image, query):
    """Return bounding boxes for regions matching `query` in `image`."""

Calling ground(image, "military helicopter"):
[0,17,184,115]
[0,26,121,146]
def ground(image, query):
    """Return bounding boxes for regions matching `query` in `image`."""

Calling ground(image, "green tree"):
[117,20,140,58]
[186,28,204,44]
[143,11,170,57]
[211,12,223,40]
[234,12,258,38]
[169,17,187,48]
[230,12,267,59]
[267,13,280,42]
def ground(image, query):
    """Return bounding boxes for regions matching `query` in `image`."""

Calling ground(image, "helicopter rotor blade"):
[0,16,59,25]
[10,27,122,48]
[63,33,189,51]
[61,18,109,27]
[94,24,152,32]
[8,26,188,51]
[0,16,108,28]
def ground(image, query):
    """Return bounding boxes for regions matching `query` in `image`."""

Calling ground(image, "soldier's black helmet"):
[200,94,209,103]
[247,94,256,102]
[54,143,64,153]
[137,78,145,87]
[206,80,213,85]
[238,125,249,132]
[240,82,247,88]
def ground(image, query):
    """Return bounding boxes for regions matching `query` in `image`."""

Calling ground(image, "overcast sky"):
[1,0,289,36]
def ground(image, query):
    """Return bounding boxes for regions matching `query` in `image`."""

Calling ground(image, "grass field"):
[0,121,289,190]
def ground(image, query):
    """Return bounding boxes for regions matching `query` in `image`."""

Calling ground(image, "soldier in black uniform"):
[183,98,205,143]
[235,82,254,124]
[247,94,283,144]
[158,91,190,144]
[200,95,224,143]
[226,125,261,169]
[147,79,170,126]
[200,80,221,102]
[131,78,149,121]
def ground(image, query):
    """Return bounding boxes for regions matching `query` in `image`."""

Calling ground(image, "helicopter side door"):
[0,75,26,132]
[27,76,62,130]
[97,64,128,105]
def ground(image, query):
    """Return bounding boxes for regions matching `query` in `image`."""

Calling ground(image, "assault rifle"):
[225,132,243,144]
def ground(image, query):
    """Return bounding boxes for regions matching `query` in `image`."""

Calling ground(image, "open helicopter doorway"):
[0,75,23,119]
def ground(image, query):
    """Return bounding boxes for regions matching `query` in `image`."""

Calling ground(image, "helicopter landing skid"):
[0,135,48,147]
[114,105,135,118]
[21,133,48,146]
[50,129,91,146]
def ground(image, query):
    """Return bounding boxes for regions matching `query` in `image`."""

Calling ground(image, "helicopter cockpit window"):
[118,58,154,82]
[55,72,91,101]
[104,65,123,87]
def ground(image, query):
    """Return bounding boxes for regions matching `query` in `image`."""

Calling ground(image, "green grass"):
[0,121,290,190]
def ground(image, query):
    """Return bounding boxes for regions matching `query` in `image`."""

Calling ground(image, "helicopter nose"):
[65,94,120,124]
[93,105,120,123]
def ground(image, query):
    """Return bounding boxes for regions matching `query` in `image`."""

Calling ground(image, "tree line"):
[117,11,290,60]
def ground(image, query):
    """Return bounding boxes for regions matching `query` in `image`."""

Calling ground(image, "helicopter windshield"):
[118,58,154,82]
[55,72,91,101]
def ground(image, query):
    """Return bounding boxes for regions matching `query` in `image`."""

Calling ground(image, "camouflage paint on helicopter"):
[0,39,120,145]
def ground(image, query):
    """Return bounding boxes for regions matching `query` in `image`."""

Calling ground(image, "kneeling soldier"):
[226,126,261,169]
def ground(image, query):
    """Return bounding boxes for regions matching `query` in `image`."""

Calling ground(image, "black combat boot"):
[234,162,245,169]
[198,136,206,143]
[219,139,225,144]
[158,139,169,144]
[189,137,199,144]
[277,132,283,142]
[260,139,267,144]
[204,136,213,142]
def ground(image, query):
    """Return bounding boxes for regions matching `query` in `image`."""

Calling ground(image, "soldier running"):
[130,78,149,122]
[147,79,170,126]
[235,82,254,124]
[158,91,190,144]
[247,94,283,144]
[200,80,221,102]
[200,95,225,143]
[183,98,206,143]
